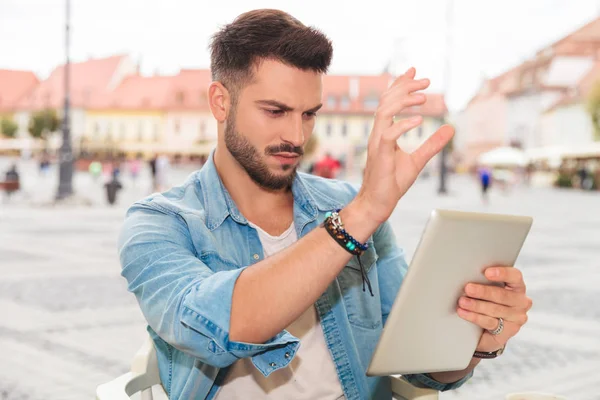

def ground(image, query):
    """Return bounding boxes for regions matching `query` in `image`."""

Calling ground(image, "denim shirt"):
[118,154,472,400]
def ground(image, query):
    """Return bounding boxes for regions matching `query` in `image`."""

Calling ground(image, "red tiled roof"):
[166,69,212,110]
[91,75,174,110]
[321,73,447,117]
[15,55,126,110]
[469,18,600,107]
[0,70,39,112]
[542,17,600,57]
[88,69,213,111]
[87,68,447,116]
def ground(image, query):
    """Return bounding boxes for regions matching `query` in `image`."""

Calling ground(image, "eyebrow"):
[255,99,323,113]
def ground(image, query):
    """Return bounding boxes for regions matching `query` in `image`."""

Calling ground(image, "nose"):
[281,114,304,148]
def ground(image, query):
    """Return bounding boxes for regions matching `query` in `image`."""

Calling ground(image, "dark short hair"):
[209,9,333,96]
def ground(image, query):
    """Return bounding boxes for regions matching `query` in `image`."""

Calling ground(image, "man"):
[478,165,492,204]
[119,9,532,400]
[313,152,341,178]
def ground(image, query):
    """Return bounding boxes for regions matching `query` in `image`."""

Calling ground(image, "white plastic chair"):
[96,334,439,400]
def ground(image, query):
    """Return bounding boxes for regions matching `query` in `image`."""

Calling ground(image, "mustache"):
[265,144,304,156]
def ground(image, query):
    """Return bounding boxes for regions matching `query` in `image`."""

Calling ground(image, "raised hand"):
[357,67,455,224]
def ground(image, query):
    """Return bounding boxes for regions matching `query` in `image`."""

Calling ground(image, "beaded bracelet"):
[323,209,373,296]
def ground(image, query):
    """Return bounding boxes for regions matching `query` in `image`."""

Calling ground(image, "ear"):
[208,82,230,123]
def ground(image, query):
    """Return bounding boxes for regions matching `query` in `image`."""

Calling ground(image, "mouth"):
[272,152,300,158]
[271,153,301,165]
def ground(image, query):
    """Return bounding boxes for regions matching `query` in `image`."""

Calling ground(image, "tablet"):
[366,209,533,376]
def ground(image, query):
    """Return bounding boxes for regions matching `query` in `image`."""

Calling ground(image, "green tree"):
[28,109,60,140]
[586,81,600,141]
[1,117,18,138]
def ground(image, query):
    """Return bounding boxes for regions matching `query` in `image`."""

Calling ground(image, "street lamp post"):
[438,0,454,195]
[56,0,74,200]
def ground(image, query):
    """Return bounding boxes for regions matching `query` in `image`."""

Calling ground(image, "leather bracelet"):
[323,210,373,296]
[473,345,505,359]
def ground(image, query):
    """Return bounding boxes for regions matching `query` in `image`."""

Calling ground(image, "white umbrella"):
[478,147,528,167]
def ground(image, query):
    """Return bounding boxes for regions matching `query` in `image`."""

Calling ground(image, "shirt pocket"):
[336,244,382,329]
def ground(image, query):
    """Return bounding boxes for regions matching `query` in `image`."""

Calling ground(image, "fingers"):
[458,297,529,324]
[410,124,455,170]
[389,67,417,88]
[465,283,529,308]
[381,116,422,143]
[457,307,504,331]
[376,93,427,121]
[484,266,527,292]
[374,76,430,127]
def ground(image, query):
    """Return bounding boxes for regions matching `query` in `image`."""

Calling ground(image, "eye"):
[303,112,317,119]
[265,109,285,117]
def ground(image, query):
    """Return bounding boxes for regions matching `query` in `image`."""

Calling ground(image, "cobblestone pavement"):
[1,159,599,399]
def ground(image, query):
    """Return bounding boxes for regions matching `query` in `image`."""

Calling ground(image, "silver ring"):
[488,317,504,336]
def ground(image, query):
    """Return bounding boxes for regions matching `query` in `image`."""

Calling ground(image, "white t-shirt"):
[214,222,345,400]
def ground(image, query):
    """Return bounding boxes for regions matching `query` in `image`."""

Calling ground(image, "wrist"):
[339,199,381,244]
[350,193,389,226]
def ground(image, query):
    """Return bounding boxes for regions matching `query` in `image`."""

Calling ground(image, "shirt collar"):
[197,150,320,231]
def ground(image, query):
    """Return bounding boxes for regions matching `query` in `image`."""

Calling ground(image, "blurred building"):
[163,69,216,156]
[540,62,600,148]
[460,17,600,168]
[0,69,39,149]
[13,54,137,152]
[84,74,172,157]
[2,56,448,163]
[84,68,217,158]
[316,73,447,174]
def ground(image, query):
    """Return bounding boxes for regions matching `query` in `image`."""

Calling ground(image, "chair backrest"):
[97,334,438,400]
[125,335,164,398]
[96,334,167,400]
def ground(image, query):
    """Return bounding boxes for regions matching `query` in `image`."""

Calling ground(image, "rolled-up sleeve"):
[118,202,299,375]
[374,220,472,391]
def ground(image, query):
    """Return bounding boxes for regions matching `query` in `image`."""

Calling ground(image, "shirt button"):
[269,362,276,367]
[284,352,290,359]
[253,254,260,260]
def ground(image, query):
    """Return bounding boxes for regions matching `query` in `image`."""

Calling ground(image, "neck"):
[213,143,294,224]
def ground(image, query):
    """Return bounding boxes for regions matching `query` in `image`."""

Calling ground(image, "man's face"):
[225,59,322,191]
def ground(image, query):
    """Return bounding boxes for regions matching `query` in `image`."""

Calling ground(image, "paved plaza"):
[1,159,599,399]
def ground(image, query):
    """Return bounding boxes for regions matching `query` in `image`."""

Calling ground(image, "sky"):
[1,0,599,111]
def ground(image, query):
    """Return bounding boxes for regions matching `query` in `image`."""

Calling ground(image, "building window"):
[341,121,348,137]
[138,121,144,141]
[327,95,337,109]
[340,96,350,110]
[174,119,181,134]
[153,123,160,142]
[363,96,378,110]
[326,122,332,137]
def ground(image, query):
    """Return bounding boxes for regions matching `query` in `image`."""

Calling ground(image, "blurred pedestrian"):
[104,169,123,206]
[313,153,340,179]
[2,163,20,202]
[478,166,492,204]
[149,155,158,191]
[129,156,142,185]
[89,161,102,181]
[155,154,170,191]
[39,152,50,176]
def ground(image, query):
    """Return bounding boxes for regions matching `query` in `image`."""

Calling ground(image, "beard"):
[224,110,304,191]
